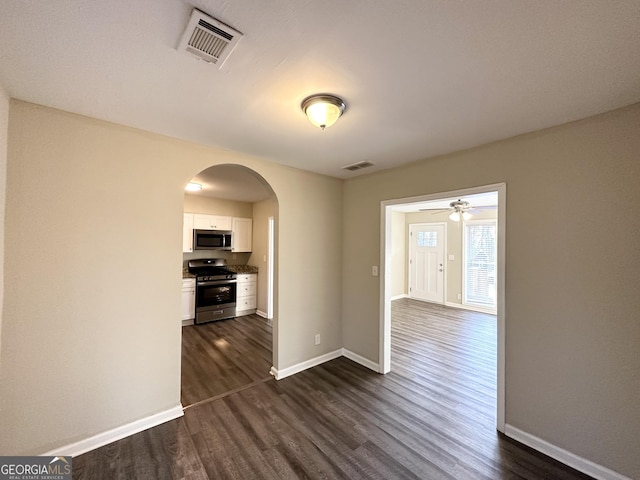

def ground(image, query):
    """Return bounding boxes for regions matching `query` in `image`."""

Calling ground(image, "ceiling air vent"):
[178,9,243,67]
[342,161,375,172]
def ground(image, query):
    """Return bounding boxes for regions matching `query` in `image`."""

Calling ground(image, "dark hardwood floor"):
[181,314,273,407]
[73,300,593,479]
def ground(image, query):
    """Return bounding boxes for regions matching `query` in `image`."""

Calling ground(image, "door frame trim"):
[380,182,506,432]
[267,216,275,319]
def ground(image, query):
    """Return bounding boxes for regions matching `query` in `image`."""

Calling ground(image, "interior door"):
[409,223,445,303]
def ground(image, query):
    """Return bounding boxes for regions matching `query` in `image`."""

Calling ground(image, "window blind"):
[464,222,497,307]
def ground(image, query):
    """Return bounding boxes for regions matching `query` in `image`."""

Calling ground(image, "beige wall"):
[0,86,7,367]
[342,103,640,479]
[249,199,277,315]
[405,209,497,306]
[0,101,343,455]
[183,194,252,218]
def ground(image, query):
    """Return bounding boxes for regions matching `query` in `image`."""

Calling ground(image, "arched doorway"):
[180,164,278,408]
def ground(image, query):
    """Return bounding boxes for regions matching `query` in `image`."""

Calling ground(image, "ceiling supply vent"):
[342,161,375,172]
[178,9,243,67]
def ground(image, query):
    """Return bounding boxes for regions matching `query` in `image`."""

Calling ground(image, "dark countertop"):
[182,265,258,278]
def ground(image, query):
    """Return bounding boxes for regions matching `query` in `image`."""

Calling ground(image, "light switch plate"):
[372,266,379,276]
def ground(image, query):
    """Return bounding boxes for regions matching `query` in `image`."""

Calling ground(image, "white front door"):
[409,223,445,303]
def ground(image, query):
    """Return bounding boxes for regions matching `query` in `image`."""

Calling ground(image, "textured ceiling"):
[1,0,639,181]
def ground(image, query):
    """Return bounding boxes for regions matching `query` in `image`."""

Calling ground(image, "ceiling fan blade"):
[467,205,498,214]
[474,205,498,210]
[418,208,450,212]
[466,203,497,209]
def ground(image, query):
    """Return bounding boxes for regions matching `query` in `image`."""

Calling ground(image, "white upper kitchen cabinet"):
[232,217,252,252]
[193,213,232,231]
[183,213,194,253]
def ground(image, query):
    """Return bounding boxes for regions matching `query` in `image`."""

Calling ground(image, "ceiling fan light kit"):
[417,198,493,221]
[446,200,471,222]
[448,211,471,222]
[301,94,346,130]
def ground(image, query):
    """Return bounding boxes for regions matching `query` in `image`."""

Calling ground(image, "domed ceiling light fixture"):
[301,94,346,130]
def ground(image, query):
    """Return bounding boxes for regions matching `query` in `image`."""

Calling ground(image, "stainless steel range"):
[188,258,237,324]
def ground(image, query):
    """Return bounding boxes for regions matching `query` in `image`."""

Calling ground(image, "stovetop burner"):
[188,258,237,280]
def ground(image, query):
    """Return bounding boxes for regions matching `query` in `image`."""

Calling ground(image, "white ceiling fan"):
[419,198,496,221]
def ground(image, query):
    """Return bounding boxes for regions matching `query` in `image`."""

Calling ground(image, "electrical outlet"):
[457,293,462,300]
[232,254,237,260]
[315,334,321,345]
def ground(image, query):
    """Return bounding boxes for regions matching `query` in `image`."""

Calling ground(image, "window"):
[464,221,497,308]
[417,231,438,247]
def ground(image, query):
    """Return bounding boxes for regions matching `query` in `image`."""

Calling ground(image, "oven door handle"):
[197,279,237,286]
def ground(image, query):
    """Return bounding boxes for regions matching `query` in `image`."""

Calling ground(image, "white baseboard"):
[256,310,268,318]
[444,301,497,315]
[270,349,342,380]
[504,424,631,480]
[43,405,184,458]
[270,348,380,381]
[342,348,380,372]
[390,293,408,301]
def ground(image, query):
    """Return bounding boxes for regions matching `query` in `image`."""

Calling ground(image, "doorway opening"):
[180,164,278,409]
[381,183,505,431]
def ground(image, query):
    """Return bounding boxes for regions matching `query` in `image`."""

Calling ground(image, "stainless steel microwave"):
[193,229,233,250]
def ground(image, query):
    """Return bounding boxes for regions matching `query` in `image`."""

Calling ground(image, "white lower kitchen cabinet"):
[236,273,257,316]
[181,278,195,326]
